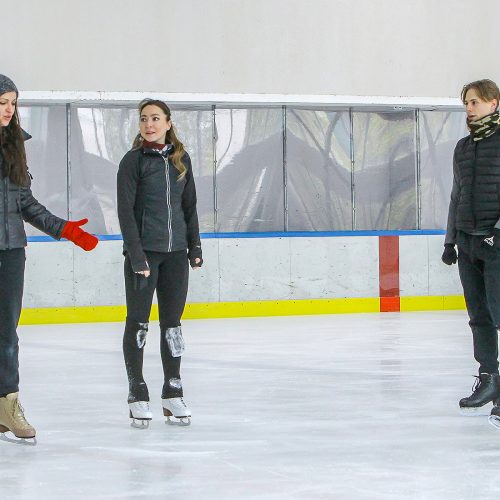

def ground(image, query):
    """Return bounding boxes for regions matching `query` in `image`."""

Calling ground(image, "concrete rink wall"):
[20,234,464,323]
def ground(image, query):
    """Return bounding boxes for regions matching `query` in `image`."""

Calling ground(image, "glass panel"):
[215,108,284,232]
[18,105,68,236]
[419,110,468,229]
[353,111,417,230]
[70,106,132,234]
[70,105,214,234]
[286,109,351,231]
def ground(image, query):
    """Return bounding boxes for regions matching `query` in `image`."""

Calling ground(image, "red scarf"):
[142,140,166,150]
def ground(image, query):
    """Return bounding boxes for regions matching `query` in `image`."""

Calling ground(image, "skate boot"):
[162,397,191,426]
[128,401,152,429]
[488,399,500,430]
[0,393,36,442]
[459,373,500,415]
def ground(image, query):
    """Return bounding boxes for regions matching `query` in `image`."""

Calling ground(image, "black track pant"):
[0,248,25,396]
[123,250,189,402]
[457,232,500,375]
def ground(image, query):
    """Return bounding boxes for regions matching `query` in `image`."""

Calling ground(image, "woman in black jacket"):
[117,99,202,427]
[0,74,98,441]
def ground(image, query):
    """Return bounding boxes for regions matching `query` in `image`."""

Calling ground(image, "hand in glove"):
[61,218,98,251]
[441,244,457,265]
[188,245,203,270]
[482,228,500,249]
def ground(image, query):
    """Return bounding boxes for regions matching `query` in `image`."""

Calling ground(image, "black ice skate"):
[488,400,500,430]
[128,401,152,429]
[459,373,500,415]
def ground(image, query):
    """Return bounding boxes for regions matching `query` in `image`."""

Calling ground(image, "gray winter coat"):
[0,134,65,250]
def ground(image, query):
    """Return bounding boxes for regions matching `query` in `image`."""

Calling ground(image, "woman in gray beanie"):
[0,75,99,442]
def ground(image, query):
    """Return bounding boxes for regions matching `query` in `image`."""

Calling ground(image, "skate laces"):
[471,376,482,393]
[12,400,30,427]
[176,398,187,408]
[134,401,150,411]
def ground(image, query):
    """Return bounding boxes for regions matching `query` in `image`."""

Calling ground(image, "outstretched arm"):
[21,185,98,251]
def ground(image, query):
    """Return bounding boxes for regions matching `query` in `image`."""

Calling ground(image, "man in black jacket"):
[442,79,500,428]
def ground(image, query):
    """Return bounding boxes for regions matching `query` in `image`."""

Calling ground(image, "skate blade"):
[0,432,37,446]
[459,405,492,416]
[130,419,151,429]
[165,416,191,426]
[488,415,500,430]
[130,420,150,429]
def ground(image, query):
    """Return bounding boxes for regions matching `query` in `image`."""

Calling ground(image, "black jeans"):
[457,232,500,375]
[123,250,189,402]
[0,248,25,395]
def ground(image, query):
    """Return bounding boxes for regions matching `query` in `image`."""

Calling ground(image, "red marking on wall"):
[379,236,400,312]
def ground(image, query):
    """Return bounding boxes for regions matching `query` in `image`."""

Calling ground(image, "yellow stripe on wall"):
[400,295,466,311]
[19,296,465,325]
[182,298,380,319]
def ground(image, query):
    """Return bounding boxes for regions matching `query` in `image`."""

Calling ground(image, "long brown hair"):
[132,99,187,180]
[0,105,29,185]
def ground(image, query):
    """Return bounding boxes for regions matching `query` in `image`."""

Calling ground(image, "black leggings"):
[123,250,189,402]
[0,248,25,396]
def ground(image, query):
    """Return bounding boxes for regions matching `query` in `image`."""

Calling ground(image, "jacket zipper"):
[163,157,173,251]
[471,141,478,229]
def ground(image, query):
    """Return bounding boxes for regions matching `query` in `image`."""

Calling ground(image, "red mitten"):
[61,218,98,251]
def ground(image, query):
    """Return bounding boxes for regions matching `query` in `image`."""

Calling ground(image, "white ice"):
[2,311,500,499]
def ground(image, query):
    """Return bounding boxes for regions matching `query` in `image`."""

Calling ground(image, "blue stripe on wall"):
[27,229,446,243]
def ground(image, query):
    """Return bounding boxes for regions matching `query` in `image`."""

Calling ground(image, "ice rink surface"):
[2,311,500,500]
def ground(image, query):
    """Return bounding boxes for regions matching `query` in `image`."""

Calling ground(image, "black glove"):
[441,244,457,265]
[482,228,500,249]
[188,246,203,268]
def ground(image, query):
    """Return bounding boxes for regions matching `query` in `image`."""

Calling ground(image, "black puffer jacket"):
[445,128,500,244]
[117,146,202,272]
[0,134,65,250]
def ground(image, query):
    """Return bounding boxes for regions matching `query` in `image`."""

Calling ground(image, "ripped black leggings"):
[123,250,189,402]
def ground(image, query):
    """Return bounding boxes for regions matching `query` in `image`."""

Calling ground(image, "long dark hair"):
[132,99,187,180]
[0,105,29,185]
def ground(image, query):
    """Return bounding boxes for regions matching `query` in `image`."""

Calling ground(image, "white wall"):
[22,235,461,309]
[3,0,500,99]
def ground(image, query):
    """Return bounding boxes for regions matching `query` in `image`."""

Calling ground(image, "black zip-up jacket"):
[117,146,202,272]
[0,134,65,250]
[445,128,500,245]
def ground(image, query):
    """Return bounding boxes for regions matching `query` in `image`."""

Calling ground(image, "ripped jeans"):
[123,250,189,402]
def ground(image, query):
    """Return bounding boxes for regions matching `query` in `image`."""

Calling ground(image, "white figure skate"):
[162,397,191,426]
[489,403,500,430]
[128,401,152,429]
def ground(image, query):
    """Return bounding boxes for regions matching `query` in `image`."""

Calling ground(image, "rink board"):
[19,233,465,324]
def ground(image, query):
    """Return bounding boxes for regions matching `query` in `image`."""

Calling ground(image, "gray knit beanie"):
[0,74,18,96]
